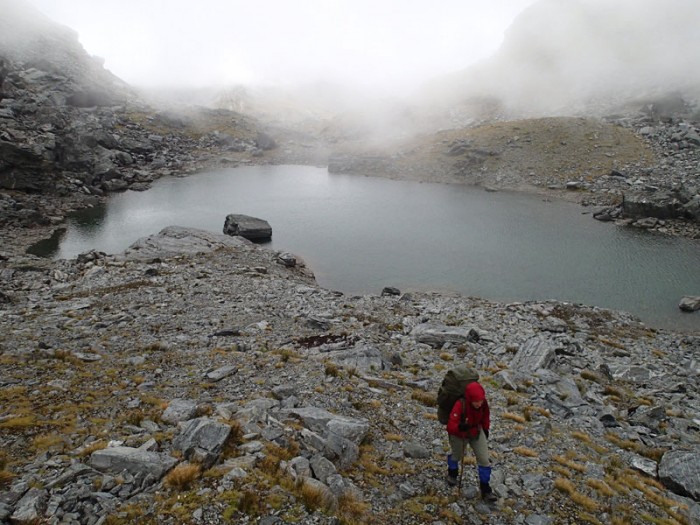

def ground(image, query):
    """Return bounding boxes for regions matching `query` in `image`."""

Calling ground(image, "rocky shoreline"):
[0,226,699,525]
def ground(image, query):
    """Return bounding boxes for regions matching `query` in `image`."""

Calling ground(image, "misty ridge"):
[142,0,700,137]
[425,0,700,119]
[2,0,699,137]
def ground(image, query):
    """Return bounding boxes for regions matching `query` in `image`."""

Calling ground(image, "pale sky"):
[27,0,538,91]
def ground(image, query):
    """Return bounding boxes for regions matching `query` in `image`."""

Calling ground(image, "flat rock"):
[659,449,700,501]
[90,446,177,479]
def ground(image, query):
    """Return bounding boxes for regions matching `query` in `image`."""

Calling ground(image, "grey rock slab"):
[205,365,238,382]
[403,440,431,459]
[172,417,232,461]
[325,433,360,470]
[511,336,556,373]
[288,457,312,480]
[410,323,479,348]
[327,417,369,445]
[90,446,177,479]
[659,449,700,501]
[123,226,248,260]
[161,398,198,424]
[630,454,658,478]
[10,488,47,524]
[326,344,387,372]
[309,454,337,483]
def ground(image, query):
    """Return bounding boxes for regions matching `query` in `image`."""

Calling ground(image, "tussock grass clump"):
[32,433,66,452]
[439,352,453,361]
[384,433,403,442]
[338,492,370,523]
[553,455,587,473]
[513,446,538,458]
[300,480,335,513]
[502,412,527,424]
[580,370,603,383]
[505,393,520,406]
[221,419,244,459]
[579,512,606,525]
[411,390,436,407]
[324,361,340,377]
[237,489,261,516]
[164,463,201,490]
[0,452,14,488]
[605,432,641,453]
[554,477,598,512]
[0,415,37,429]
[586,478,616,497]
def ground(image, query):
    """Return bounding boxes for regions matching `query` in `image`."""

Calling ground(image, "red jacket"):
[446,382,490,439]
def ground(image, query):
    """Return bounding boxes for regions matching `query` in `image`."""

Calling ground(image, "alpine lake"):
[31,165,700,332]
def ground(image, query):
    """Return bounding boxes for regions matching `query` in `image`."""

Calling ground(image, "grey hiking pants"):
[449,429,490,467]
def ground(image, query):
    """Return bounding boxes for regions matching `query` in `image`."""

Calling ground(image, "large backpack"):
[437,366,479,424]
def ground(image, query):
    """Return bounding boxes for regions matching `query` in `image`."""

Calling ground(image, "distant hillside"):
[422,0,700,119]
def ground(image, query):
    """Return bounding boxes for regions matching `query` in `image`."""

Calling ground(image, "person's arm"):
[446,399,465,435]
[483,399,491,434]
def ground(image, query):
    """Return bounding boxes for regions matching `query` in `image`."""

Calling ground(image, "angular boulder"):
[161,398,198,424]
[659,449,700,501]
[172,417,232,468]
[622,191,685,220]
[511,336,556,373]
[223,214,272,241]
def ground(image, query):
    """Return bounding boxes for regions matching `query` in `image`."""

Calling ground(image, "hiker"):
[445,381,497,502]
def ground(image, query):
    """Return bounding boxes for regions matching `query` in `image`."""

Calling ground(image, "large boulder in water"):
[223,214,272,241]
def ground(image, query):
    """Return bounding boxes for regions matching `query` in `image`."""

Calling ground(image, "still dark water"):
[36,165,699,332]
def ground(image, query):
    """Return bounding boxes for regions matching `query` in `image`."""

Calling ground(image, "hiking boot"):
[480,482,497,502]
[446,468,459,487]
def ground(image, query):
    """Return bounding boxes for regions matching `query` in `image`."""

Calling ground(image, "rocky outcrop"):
[0,227,699,524]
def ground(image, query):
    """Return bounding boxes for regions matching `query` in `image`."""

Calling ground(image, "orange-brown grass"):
[513,446,538,458]
[605,432,641,453]
[0,415,37,429]
[300,481,335,512]
[552,465,572,478]
[580,370,602,383]
[338,492,370,522]
[553,455,587,473]
[164,463,201,490]
[554,478,598,512]
[579,513,606,525]
[411,390,436,407]
[237,489,261,516]
[586,479,616,497]
[220,420,244,459]
[616,471,688,513]
[603,385,626,399]
[324,361,340,377]
[505,393,520,406]
[384,433,403,442]
[0,469,14,488]
[439,352,453,361]
[502,412,527,424]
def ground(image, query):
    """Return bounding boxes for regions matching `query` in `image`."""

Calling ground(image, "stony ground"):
[0,227,698,525]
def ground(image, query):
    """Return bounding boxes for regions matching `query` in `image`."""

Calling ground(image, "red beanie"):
[466,382,486,402]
